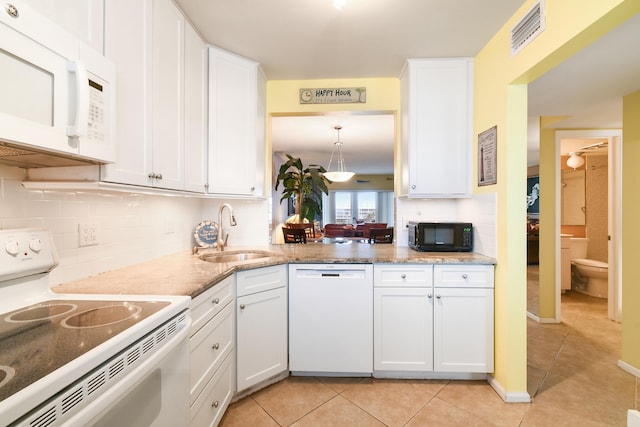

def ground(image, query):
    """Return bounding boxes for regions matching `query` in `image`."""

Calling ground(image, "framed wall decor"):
[478,126,497,186]
[527,176,540,218]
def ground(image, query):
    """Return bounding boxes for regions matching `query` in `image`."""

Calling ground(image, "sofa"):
[323,223,355,237]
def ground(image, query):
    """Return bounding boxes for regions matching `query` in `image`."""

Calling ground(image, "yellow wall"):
[474,0,638,397]
[622,90,640,368]
[537,120,558,319]
[268,78,400,114]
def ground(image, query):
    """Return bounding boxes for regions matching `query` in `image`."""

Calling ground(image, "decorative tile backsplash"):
[0,165,274,286]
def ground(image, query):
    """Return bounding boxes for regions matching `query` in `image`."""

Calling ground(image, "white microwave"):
[0,1,115,165]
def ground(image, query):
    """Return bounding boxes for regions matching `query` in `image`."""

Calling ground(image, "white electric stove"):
[0,228,191,427]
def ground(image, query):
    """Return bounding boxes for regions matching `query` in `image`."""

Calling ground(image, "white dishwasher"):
[289,263,373,376]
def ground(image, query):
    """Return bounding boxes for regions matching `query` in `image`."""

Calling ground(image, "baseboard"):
[373,371,487,380]
[487,375,531,403]
[526,311,540,322]
[617,359,640,378]
[526,311,559,324]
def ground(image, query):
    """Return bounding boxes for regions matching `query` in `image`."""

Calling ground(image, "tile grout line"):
[533,334,569,399]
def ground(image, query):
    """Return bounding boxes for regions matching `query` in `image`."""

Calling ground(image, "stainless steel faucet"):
[217,203,237,251]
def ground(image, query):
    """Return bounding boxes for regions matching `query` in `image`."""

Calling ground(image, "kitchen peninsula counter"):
[52,243,495,298]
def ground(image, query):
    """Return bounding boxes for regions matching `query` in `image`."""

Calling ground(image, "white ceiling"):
[527,13,640,163]
[175,0,640,172]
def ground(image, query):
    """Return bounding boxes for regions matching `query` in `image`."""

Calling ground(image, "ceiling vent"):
[511,1,545,56]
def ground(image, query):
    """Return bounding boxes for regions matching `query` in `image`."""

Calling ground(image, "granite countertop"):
[52,243,496,299]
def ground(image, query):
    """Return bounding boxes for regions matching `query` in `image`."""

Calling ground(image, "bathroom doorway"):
[555,129,622,322]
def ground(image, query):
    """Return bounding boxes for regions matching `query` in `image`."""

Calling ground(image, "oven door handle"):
[62,317,192,426]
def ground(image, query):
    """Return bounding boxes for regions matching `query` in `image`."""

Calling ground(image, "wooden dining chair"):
[282,227,307,244]
[368,227,393,243]
[286,223,315,239]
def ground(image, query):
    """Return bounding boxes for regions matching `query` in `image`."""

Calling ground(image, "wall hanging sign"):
[478,125,497,186]
[299,87,366,104]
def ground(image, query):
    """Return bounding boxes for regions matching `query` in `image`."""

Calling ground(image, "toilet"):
[569,237,608,298]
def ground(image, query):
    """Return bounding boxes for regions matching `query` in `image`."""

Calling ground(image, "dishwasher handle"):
[321,273,340,277]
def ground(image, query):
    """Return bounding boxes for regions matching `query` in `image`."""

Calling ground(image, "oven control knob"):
[5,240,20,256]
[29,238,42,252]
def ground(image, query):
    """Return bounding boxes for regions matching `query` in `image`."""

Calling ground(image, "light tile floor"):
[221,290,637,426]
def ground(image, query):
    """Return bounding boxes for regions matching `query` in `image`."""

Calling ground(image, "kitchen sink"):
[199,251,274,264]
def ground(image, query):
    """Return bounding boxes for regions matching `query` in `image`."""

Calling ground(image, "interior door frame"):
[555,129,622,322]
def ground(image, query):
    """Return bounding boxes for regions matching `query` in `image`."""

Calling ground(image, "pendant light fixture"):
[566,152,584,169]
[323,125,354,182]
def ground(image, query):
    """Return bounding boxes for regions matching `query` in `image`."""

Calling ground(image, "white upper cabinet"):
[183,23,208,193]
[102,0,151,186]
[208,47,266,197]
[20,0,104,53]
[400,58,473,198]
[102,0,206,192]
[150,0,185,190]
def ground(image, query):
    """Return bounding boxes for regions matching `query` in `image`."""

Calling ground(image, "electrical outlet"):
[79,223,98,247]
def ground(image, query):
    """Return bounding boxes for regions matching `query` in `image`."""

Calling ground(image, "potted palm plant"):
[275,154,330,223]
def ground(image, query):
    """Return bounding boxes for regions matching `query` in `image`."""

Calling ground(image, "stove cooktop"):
[0,299,170,402]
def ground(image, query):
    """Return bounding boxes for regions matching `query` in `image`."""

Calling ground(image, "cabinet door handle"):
[212,343,220,350]
[462,274,468,279]
[239,304,245,310]
[436,294,442,299]
[427,293,433,299]
[211,401,219,408]
[212,298,220,304]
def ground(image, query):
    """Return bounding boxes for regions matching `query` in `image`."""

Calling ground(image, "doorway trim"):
[555,129,622,322]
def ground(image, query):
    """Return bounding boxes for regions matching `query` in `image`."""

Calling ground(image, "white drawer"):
[373,264,433,287]
[433,264,494,288]
[190,302,234,404]
[190,352,234,427]
[237,264,287,297]
[191,275,234,335]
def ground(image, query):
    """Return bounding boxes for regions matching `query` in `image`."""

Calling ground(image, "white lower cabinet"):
[433,286,494,372]
[236,265,288,392]
[189,275,235,427]
[374,286,433,371]
[190,353,234,427]
[374,264,494,375]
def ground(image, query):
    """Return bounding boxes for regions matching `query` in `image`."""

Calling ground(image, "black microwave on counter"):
[408,222,473,252]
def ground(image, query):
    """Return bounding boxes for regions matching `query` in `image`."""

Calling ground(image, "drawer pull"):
[401,273,406,279]
[212,343,220,350]
[212,298,220,304]
[462,274,469,279]
[211,401,219,408]
[239,304,245,310]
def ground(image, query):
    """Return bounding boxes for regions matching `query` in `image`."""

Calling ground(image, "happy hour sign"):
[299,87,366,104]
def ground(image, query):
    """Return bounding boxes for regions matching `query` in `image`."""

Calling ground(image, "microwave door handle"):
[67,59,89,138]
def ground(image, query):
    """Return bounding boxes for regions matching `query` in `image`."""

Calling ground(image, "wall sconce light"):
[566,152,584,169]
[323,125,354,182]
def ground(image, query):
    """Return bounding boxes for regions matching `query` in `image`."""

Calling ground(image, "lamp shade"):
[323,171,355,182]
[323,125,354,182]
[566,152,584,169]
